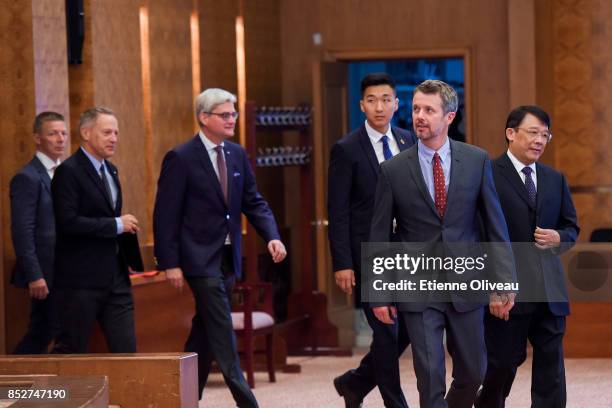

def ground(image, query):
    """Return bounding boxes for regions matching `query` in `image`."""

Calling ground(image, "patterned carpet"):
[201,350,612,407]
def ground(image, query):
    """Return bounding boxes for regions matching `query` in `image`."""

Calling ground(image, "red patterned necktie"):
[433,152,446,217]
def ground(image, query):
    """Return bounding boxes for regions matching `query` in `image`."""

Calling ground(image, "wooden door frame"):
[312,48,474,294]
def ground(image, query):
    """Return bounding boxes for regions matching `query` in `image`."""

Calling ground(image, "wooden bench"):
[0,353,197,407]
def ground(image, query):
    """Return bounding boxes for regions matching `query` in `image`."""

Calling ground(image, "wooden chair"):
[232,282,276,388]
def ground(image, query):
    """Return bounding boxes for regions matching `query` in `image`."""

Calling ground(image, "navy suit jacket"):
[10,156,56,288]
[52,148,142,289]
[370,139,516,312]
[327,125,416,275]
[492,154,579,316]
[153,135,280,279]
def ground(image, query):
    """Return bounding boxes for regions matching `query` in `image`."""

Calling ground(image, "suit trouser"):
[476,304,566,408]
[403,304,486,408]
[53,261,136,353]
[339,306,410,407]
[13,290,61,354]
[184,246,258,408]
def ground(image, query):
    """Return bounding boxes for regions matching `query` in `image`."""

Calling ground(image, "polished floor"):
[202,349,612,407]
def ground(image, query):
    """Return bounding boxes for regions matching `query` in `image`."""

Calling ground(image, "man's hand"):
[267,240,287,263]
[534,227,560,249]
[166,268,184,290]
[489,292,515,321]
[373,305,397,325]
[28,278,49,300]
[334,269,356,294]
[120,214,139,234]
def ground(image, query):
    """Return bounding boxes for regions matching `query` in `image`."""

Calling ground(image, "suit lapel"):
[497,153,535,210]
[31,157,51,193]
[535,162,549,215]
[107,162,122,214]
[407,146,440,219]
[358,126,380,177]
[445,139,463,214]
[194,136,227,206]
[76,149,115,211]
[223,144,234,208]
[391,127,411,152]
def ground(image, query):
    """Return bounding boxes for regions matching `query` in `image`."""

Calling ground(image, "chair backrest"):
[590,228,612,242]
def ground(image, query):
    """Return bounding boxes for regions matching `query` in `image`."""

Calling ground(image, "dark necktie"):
[99,163,113,207]
[433,152,446,217]
[214,145,228,203]
[522,166,536,206]
[381,135,393,161]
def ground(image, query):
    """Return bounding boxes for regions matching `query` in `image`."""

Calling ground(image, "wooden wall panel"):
[148,0,194,216]
[90,0,149,244]
[552,0,612,240]
[0,0,36,355]
[68,0,94,152]
[198,0,239,92]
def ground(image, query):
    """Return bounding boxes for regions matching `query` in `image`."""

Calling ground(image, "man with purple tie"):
[153,88,286,407]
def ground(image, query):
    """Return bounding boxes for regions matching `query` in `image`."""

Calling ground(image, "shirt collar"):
[417,137,451,163]
[199,130,224,151]
[35,151,60,171]
[506,149,536,175]
[80,146,106,172]
[364,120,392,145]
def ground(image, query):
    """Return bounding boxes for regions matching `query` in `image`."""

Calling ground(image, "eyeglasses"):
[205,111,239,121]
[516,127,553,142]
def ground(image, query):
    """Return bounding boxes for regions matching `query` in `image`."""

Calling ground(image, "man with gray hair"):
[154,88,286,406]
[52,106,142,353]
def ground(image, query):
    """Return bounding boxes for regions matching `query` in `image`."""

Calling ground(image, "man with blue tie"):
[153,88,286,407]
[328,73,416,408]
[52,107,142,353]
[11,112,67,354]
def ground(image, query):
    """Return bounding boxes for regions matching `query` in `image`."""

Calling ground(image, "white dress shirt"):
[506,149,537,189]
[35,151,61,179]
[364,120,400,164]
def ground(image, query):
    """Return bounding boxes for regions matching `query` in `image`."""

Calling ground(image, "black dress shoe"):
[333,376,363,408]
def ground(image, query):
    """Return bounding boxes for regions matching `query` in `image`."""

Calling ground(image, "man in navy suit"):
[153,88,286,407]
[475,106,579,408]
[10,112,67,354]
[52,107,142,353]
[328,73,415,408]
[370,80,516,408]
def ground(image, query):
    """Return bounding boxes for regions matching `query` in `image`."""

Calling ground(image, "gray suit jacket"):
[10,156,56,288]
[370,139,516,312]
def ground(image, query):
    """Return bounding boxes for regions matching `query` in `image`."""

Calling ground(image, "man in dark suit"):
[328,73,416,408]
[475,106,579,408]
[370,80,516,408]
[10,111,67,354]
[153,88,286,407]
[52,106,142,353]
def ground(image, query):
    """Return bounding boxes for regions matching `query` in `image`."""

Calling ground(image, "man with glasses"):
[475,105,579,408]
[153,88,286,407]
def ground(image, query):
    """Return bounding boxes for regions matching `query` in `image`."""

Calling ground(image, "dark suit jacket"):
[492,153,579,316]
[327,125,416,274]
[153,135,280,279]
[52,148,142,289]
[370,139,516,312]
[10,156,56,288]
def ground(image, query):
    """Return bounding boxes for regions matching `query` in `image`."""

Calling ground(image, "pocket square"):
[233,172,241,177]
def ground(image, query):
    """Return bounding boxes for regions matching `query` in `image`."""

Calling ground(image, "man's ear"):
[446,111,457,124]
[505,128,515,143]
[33,133,41,147]
[359,100,366,114]
[394,97,399,112]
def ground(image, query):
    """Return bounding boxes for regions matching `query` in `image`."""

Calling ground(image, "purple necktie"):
[214,145,228,203]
